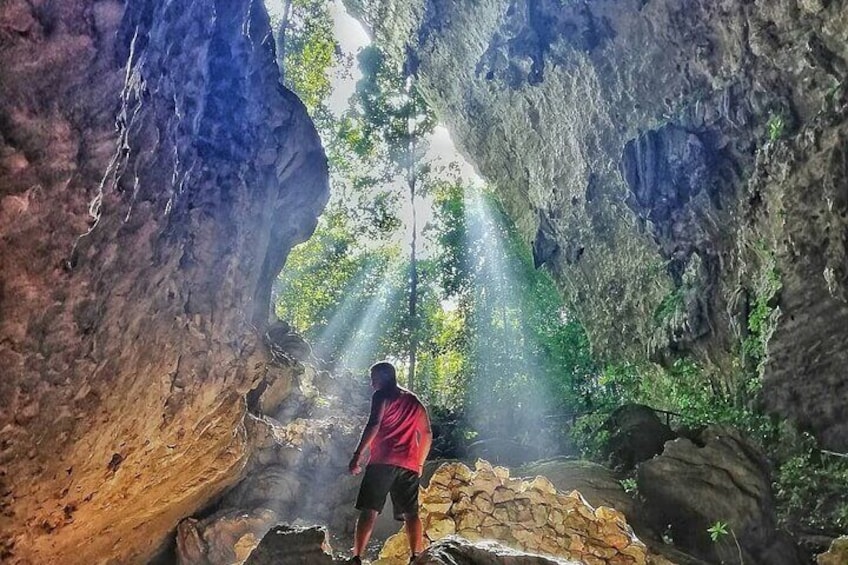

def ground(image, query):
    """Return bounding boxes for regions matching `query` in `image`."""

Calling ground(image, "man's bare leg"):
[353,509,379,559]
[403,513,424,558]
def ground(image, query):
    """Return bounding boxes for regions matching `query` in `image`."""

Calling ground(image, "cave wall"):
[0,0,328,562]
[345,0,848,451]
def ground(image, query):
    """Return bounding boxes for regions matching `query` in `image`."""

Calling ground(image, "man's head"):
[369,361,397,391]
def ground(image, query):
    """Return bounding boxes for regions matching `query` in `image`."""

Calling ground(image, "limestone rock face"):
[175,355,370,564]
[345,0,848,451]
[637,427,802,565]
[0,0,328,563]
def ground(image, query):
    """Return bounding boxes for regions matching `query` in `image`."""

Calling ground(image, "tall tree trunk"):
[407,133,418,391]
[274,0,293,82]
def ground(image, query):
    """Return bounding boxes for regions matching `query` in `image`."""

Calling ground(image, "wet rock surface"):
[0,0,328,562]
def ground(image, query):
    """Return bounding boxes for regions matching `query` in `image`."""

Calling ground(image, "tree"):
[353,45,437,391]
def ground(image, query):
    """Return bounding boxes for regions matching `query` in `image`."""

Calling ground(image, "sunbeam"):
[338,262,405,372]
[461,187,557,454]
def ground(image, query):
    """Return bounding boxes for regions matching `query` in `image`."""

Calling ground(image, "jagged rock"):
[0,0,329,561]
[817,536,848,565]
[517,460,709,565]
[209,377,365,549]
[248,364,296,416]
[243,525,338,565]
[637,426,803,565]
[266,321,314,364]
[414,536,580,565]
[176,508,277,565]
[516,460,644,532]
[376,460,651,565]
[601,405,677,472]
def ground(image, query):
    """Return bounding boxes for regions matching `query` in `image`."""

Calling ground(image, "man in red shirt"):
[348,361,432,564]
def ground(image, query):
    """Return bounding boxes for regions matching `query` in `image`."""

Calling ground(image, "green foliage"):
[274,0,343,116]
[707,520,728,542]
[619,477,637,495]
[742,241,782,379]
[653,287,684,324]
[766,113,786,142]
[428,184,596,444]
[571,411,611,458]
[774,434,848,534]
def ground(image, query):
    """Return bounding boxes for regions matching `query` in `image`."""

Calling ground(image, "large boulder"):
[601,405,677,472]
[638,426,803,564]
[516,459,709,565]
[176,508,278,565]
[243,525,339,565]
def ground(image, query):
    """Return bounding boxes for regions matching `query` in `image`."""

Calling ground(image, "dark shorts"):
[355,464,420,520]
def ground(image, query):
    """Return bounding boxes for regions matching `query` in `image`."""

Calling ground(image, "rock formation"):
[816,536,848,565]
[599,405,676,472]
[243,525,338,565]
[344,0,848,452]
[375,460,654,565]
[638,426,801,564]
[0,0,328,562]
[416,537,581,565]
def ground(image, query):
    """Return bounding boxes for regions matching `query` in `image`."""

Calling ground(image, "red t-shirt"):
[369,388,429,473]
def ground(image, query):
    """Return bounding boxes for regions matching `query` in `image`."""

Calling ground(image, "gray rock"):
[415,536,579,565]
[638,426,803,565]
[601,404,676,472]
[244,525,338,565]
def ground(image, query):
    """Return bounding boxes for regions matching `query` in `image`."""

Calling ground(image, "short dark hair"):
[370,361,397,388]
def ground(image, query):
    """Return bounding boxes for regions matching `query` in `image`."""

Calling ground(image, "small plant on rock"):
[766,114,785,142]
[707,520,728,541]
[619,477,637,495]
[708,520,744,564]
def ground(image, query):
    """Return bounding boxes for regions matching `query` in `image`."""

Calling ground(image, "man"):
[348,361,432,565]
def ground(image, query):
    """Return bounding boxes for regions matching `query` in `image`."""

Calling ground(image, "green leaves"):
[707,520,729,542]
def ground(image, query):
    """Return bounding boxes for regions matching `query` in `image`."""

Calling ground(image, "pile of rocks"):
[375,460,654,565]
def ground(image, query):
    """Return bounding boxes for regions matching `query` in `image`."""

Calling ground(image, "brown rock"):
[0,0,328,562]
[817,536,848,565]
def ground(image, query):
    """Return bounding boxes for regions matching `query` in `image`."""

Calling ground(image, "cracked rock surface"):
[0,0,328,562]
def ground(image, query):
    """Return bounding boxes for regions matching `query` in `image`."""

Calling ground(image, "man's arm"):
[349,392,386,474]
[417,407,433,475]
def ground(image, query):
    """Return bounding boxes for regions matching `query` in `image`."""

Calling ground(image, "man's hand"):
[348,452,362,475]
